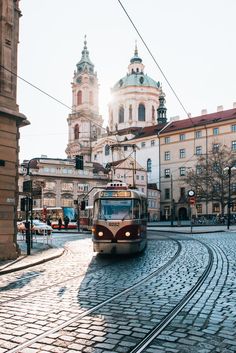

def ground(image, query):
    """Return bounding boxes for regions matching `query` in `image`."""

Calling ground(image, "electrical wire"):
[0,64,107,132]
[117,0,194,124]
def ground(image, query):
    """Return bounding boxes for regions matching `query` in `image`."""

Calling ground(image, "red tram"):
[92,182,148,254]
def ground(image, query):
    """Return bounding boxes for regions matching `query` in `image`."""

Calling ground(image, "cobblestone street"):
[0,230,236,352]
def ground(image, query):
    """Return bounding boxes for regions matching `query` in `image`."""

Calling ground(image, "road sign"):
[188,190,195,197]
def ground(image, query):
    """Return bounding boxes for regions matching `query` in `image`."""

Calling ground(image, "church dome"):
[112,74,160,91]
[111,44,160,92]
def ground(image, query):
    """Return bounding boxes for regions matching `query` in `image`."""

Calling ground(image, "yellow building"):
[159,107,236,221]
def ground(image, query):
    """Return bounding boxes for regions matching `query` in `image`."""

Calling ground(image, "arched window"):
[77,90,82,105]
[129,105,132,120]
[89,91,93,105]
[147,158,152,172]
[138,104,145,121]
[105,144,110,156]
[74,124,80,139]
[119,106,124,123]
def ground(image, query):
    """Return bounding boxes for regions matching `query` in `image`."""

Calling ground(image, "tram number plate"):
[108,222,120,226]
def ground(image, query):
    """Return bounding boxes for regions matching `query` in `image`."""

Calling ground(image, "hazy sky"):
[18,0,236,161]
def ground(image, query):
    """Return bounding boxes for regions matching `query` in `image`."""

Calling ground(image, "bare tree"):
[186,144,236,216]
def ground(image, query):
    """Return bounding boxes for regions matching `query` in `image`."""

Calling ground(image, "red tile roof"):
[161,108,236,134]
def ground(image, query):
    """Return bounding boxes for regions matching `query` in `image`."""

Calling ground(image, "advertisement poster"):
[63,207,76,221]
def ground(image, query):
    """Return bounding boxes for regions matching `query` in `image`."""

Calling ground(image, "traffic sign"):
[188,190,195,197]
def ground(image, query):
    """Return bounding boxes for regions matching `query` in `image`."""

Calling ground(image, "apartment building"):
[159,106,236,220]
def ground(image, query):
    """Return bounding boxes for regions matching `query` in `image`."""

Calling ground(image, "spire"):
[130,40,142,64]
[157,89,167,124]
[76,35,94,74]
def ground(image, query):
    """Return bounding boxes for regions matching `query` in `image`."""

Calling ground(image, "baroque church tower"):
[108,44,164,132]
[66,36,103,161]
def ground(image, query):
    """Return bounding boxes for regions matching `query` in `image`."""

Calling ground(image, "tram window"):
[99,199,133,220]
[133,199,140,219]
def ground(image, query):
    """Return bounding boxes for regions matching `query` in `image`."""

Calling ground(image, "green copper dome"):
[112,74,160,91]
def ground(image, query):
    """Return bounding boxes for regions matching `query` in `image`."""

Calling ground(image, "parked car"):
[17,220,53,235]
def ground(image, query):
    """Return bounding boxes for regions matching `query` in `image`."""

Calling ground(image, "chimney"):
[201,109,207,115]
[217,105,223,112]
[233,102,236,109]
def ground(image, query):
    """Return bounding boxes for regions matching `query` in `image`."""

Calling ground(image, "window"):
[141,142,146,148]
[129,105,132,120]
[138,104,145,121]
[141,175,144,180]
[213,127,219,135]
[213,183,220,193]
[180,134,185,141]
[136,175,140,180]
[180,187,186,198]
[164,169,170,178]
[77,90,82,105]
[196,165,202,175]
[43,197,56,207]
[232,141,236,151]
[179,167,186,176]
[164,151,170,160]
[61,198,73,207]
[212,203,220,213]
[196,146,202,155]
[165,136,170,144]
[152,106,155,120]
[213,144,219,152]
[147,159,152,172]
[124,146,128,151]
[212,162,219,172]
[74,124,80,139]
[196,204,202,214]
[105,144,110,156]
[165,188,170,199]
[195,130,202,139]
[179,149,186,158]
[231,124,236,132]
[119,106,124,123]
[94,154,97,160]
[151,140,155,147]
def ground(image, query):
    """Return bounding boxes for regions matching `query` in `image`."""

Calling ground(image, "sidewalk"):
[1,225,235,275]
[0,236,64,275]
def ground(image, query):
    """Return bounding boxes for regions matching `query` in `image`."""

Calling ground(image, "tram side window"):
[141,199,148,219]
[133,199,140,219]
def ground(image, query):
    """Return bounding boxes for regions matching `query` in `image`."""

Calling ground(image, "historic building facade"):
[159,107,236,220]
[0,1,28,260]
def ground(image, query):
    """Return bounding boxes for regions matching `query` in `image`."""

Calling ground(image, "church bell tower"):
[66,36,103,161]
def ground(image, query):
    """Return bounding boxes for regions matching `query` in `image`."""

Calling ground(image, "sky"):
[17,0,236,162]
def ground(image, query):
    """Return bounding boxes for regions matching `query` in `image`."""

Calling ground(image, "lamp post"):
[224,165,236,230]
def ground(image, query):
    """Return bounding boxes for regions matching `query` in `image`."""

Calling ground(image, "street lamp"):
[224,165,236,230]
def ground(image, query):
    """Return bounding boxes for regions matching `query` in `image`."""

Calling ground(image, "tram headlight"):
[98,231,103,237]
[125,231,131,237]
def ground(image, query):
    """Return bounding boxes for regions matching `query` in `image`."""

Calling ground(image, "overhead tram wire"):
[0,64,107,133]
[117,0,195,125]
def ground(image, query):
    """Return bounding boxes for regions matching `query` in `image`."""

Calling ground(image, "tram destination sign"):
[101,191,131,198]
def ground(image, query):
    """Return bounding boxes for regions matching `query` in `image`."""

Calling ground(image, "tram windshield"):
[94,199,140,220]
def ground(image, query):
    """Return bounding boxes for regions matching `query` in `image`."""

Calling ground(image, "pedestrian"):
[58,217,62,231]
[64,215,69,230]
[47,217,51,226]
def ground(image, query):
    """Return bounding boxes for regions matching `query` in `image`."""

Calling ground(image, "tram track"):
[6,238,182,353]
[3,233,227,353]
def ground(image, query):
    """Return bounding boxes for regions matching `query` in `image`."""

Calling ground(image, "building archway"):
[178,207,188,220]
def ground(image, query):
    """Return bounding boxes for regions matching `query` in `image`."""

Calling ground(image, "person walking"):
[58,217,62,231]
[64,216,69,230]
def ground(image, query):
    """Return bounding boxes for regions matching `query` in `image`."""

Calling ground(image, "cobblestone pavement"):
[0,231,235,352]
